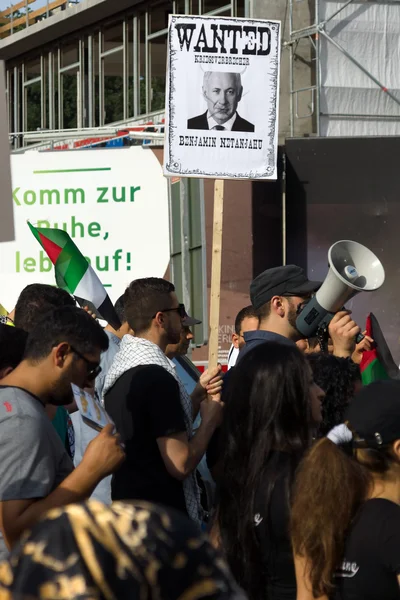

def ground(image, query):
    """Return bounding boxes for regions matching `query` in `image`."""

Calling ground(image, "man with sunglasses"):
[104,278,223,525]
[0,306,125,561]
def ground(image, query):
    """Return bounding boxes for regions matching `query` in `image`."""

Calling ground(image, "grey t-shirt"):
[0,386,74,561]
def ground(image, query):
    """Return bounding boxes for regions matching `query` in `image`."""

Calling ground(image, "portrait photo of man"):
[187,71,255,132]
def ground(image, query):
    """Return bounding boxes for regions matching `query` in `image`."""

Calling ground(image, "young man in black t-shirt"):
[104,278,223,521]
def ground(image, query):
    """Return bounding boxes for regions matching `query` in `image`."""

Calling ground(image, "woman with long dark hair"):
[307,353,361,436]
[291,379,400,600]
[216,342,324,600]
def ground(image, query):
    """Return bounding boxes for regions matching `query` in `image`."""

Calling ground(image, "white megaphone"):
[296,240,385,339]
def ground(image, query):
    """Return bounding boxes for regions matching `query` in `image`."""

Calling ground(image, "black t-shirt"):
[206,368,234,471]
[334,499,400,600]
[254,451,300,600]
[104,365,187,515]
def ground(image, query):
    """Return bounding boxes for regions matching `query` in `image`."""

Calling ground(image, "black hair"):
[307,354,361,436]
[0,325,28,372]
[255,301,271,321]
[123,278,175,334]
[234,305,259,335]
[217,342,314,599]
[24,306,109,361]
[14,284,75,333]
[114,295,126,325]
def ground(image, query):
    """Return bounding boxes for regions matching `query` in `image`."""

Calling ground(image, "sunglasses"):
[152,303,186,319]
[282,295,312,316]
[70,345,102,381]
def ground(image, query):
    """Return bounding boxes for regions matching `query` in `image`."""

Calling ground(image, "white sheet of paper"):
[163,15,281,180]
[72,384,112,430]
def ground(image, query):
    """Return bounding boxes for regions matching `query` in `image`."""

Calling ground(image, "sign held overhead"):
[163,15,281,180]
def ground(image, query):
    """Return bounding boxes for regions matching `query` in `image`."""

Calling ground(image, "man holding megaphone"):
[239,265,362,360]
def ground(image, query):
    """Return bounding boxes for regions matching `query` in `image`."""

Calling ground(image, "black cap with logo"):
[346,380,400,449]
[250,265,321,311]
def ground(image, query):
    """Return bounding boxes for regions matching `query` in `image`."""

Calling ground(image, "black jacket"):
[187,111,255,132]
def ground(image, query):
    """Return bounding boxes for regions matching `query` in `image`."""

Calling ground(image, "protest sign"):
[163,15,281,180]
[72,384,113,432]
[0,147,170,310]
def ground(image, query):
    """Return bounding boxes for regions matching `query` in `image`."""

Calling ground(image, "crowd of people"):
[0,264,398,600]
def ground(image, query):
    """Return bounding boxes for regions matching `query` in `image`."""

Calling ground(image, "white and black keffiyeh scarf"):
[103,335,203,525]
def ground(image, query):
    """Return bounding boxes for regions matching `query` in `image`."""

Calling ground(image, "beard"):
[48,369,75,406]
[286,298,302,340]
[165,321,182,345]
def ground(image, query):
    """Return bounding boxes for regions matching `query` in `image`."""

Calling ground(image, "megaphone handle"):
[355,332,365,345]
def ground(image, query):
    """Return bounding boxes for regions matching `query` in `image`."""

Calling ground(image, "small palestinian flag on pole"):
[360,313,399,384]
[28,223,121,331]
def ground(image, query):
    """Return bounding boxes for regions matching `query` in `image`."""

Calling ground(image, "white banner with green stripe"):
[0,147,170,312]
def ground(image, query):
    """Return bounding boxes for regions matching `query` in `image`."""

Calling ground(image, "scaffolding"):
[284,0,400,137]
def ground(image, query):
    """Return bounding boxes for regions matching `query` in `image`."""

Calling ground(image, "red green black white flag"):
[360,313,399,385]
[28,223,121,331]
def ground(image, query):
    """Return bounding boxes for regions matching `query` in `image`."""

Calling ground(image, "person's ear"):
[271,296,285,318]
[232,333,240,349]
[53,342,70,368]
[154,312,165,329]
[392,439,400,462]
[0,366,13,379]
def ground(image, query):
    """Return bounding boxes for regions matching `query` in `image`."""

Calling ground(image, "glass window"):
[61,67,79,129]
[149,2,170,34]
[190,0,201,13]
[149,34,167,112]
[93,34,100,126]
[53,58,59,129]
[139,14,146,115]
[103,51,124,123]
[127,19,135,118]
[202,0,230,13]
[174,0,187,13]
[6,70,12,133]
[25,82,41,131]
[60,42,79,67]
[103,22,123,53]
[25,56,41,81]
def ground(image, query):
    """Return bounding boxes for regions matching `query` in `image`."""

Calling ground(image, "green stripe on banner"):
[33,168,111,174]
[361,357,389,386]
[56,238,89,293]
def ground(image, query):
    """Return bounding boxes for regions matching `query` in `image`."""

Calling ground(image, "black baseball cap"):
[182,308,202,327]
[250,265,321,310]
[346,380,400,448]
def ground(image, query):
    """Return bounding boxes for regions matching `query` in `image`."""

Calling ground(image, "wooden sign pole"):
[208,179,224,371]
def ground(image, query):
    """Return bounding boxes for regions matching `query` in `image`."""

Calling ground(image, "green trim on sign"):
[33,168,112,174]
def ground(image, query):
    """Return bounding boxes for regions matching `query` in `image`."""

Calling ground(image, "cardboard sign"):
[163,15,281,180]
[72,384,113,432]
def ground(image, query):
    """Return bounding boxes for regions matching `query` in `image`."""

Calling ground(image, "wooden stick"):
[208,179,224,371]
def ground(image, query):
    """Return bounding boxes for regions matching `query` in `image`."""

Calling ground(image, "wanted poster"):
[72,384,113,432]
[163,15,281,180]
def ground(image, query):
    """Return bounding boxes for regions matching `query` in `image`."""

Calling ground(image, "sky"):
[0,0,47,9]
[0,0,83,12]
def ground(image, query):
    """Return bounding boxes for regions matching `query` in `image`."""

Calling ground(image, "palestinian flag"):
[360,313,399,384]
[28,223,121,330]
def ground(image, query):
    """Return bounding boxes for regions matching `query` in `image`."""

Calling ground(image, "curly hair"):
[307,353,361,436]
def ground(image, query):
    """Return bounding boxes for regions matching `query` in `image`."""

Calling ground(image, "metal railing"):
[0,0,82,38]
